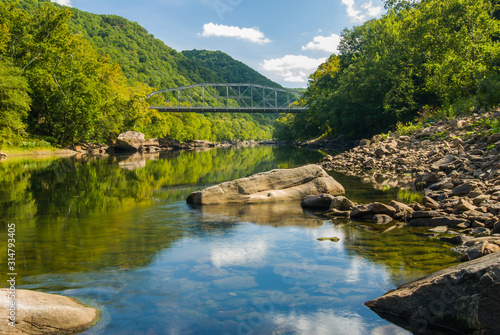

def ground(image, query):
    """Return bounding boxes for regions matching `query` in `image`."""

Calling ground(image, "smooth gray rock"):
[187,165,345,205]
[365,252,500,335]
[0,289,100,334]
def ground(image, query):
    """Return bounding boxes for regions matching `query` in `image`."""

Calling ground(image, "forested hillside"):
[67,10,224,89]
[182,49,282,88]
[274,0,500,140]
[0,0,280,147]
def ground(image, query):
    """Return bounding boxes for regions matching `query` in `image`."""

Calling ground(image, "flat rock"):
[365,252,500,335]
[350,202,397,219]
[0,289,99,334]
[187,165,345,205]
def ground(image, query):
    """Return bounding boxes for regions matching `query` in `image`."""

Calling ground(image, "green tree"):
[0,60,31,144]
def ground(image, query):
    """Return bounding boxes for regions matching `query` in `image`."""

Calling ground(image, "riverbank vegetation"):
[274,0,500,141]
[0,0,275,150]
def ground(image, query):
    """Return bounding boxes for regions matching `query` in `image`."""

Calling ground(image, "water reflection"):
[193,201,324,227]
[0,146,459,334]
[0,146,323,284]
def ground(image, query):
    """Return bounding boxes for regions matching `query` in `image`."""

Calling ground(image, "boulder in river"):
[301,194,335,209]
[0,289,100,334]
[365,252,500,335]
[187,164,345,205]
[115,131,145,153]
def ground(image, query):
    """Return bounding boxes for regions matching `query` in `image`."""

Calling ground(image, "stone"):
[0,152,7,159]
[350,202,397,219]
[453,198,476,214]
[449,119,464,129]
[452,137,464,146]
[330,196,356,211]
[429,226,448,233]
[471,227,491,237]
[439,234,470,245]
[301,194,335,209]
[322,155,334,162]
[431,155,456,170]
[187,164,345,205]
[192,140,214,148]
[365,252,500,335]
[0,289,99,334]
[375,146,390,157]
[143,138,159,147]
[409,217,470,228]
[159,138,181,147]
[422,196,440,210]
[451,182,477,197]
[115,131,145,153]
[389,200,414,215]
[494,221,500,234]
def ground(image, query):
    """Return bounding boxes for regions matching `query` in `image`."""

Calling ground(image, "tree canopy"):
[275,0,500,140]
[0,0,279,146]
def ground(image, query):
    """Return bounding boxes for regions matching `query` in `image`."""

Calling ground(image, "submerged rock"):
[365,252,500,335]
[0,289,99,334]
[186,165,345,205]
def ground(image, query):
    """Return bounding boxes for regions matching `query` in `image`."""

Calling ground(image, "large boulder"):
[365,252,500,335]
[0,289,99,334]
[187,164,345,205]
[115,131,145,153]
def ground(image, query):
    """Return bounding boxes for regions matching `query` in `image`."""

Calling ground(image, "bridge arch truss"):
[147,83,307,113]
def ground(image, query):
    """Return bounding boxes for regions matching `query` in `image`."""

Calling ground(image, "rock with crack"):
[0,289,100,334]
[365,252,500,335]
[186,164,344,205]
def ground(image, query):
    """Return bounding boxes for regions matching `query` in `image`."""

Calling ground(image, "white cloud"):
[51,0,72,6]
[302,33,341,54]
[200,22,271,45]
[273,310,366,335]
[341,0,383,23]
[260,55,326,83]
[210,239,269,268]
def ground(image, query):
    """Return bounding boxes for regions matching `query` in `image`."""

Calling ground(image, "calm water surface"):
[0,146,460,334]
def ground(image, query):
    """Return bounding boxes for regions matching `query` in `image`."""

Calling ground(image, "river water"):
[0,145,461,334]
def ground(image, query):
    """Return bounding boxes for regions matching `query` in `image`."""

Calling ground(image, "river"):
[0,145,461,334]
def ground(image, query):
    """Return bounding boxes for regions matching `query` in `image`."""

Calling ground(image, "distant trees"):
[0,0,275,146]
[275,0,500,140]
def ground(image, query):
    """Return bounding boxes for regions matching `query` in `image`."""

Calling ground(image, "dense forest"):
[274,0,500,140]
[0,0,278,147]
[182,49,282,88]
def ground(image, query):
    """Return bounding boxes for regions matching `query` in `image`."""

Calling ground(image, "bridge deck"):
[150,107,306,113]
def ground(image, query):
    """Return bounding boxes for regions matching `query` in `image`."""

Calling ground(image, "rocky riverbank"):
[315,111,500,261]
[69,131,277,156]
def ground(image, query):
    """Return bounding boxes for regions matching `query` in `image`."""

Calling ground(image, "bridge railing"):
[146,83,307,113]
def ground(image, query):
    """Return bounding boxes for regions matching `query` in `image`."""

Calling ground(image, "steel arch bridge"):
[146,83,307,113]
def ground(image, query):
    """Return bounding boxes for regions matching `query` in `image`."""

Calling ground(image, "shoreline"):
[317,111,500,261]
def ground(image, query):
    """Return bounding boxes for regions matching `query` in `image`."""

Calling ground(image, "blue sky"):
[53,0,386,88]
